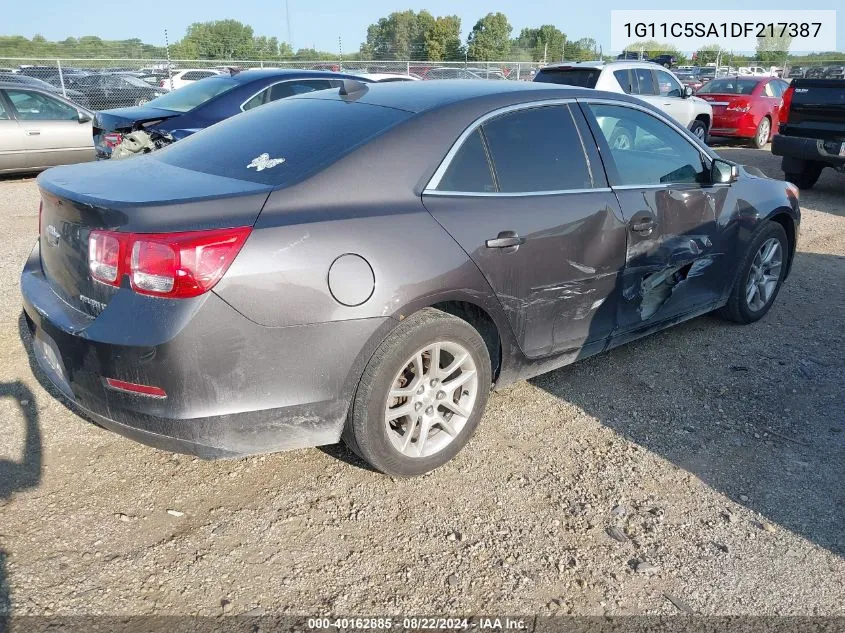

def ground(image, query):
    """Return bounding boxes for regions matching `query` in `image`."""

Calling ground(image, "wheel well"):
[770,212,796,276]
[695,113,711,130]
[431,301,502,381]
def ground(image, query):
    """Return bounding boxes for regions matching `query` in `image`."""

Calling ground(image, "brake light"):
[89,230,123,284]
[87,227,251,298]
[781,84,795,118]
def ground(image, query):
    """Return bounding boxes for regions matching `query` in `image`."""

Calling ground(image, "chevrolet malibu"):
[21,80,800,477]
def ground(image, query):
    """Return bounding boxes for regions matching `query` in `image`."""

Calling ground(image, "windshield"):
[533,68,600,88]
[697,78,760,95]
[144,77,239,112]
[155,96,409,186]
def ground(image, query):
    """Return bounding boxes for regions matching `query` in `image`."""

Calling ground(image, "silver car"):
[0,82,95,174]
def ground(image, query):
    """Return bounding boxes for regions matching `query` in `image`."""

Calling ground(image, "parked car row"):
[786,65,845,80]
[534,61,712,141]
[0,81,94,174]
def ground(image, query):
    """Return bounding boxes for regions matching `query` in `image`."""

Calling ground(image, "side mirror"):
[684,85,694,98]
[711,158,738,184]
[78,111,92,124]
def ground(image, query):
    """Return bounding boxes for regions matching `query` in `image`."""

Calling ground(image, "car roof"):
[290,79,607,114]
[540,60,664,72]
[223,68,366,84]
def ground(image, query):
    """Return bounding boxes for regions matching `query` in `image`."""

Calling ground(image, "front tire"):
[344,308,492,477]
[719,222,788,324]
[689,119,708,142]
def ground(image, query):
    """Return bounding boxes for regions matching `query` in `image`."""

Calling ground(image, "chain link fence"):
[0,57,543,111]
[2,56,843,111]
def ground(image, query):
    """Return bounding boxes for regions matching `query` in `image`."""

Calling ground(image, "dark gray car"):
[21,80,800,476]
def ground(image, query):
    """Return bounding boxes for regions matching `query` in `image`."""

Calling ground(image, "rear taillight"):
[781,84,795,118]
[88,227,251,298]
[88,230,123,284]
[101,132,123,149]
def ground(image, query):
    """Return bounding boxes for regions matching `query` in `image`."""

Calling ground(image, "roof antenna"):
[338,79,369,97]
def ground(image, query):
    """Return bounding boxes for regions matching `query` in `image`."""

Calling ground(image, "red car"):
[697,76,790,148]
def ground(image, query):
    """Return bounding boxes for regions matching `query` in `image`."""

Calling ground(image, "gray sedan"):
[21,80,799,476]
[0,82,95,174]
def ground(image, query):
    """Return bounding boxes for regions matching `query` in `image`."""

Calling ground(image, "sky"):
[3,0,842,54]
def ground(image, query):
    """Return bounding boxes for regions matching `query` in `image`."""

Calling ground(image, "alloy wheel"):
[745,237,782,312]
[757,118,770,147]
[384,341,478,458]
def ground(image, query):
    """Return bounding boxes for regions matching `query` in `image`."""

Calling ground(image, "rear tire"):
[784,162,823,189]
[344,308,491,477]
[751,117,771,149]
[718,222,788,324]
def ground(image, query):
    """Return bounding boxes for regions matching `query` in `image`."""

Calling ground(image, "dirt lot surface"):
[0,146,842,618]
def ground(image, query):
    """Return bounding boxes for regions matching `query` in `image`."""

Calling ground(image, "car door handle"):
[631,218,656,234]
[25,130,41,136]
[486,231,525,249]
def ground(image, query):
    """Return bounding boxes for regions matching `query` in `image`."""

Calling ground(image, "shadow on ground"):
[530,250,844,557]
[0,380,43,622]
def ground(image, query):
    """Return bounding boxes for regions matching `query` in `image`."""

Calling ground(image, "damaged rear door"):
[581,101,728,336]
[423,102,627,359]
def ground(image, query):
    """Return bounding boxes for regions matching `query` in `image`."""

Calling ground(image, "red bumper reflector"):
[105,378,167,398]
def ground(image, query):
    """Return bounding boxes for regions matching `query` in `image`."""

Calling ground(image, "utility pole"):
[339,36,343,67]
[164,28,173,90]
[285,0,292,51]
[561,35,566,61]
[543,42,548,66]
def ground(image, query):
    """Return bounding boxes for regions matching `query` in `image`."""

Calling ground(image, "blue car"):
[93,69,365,158]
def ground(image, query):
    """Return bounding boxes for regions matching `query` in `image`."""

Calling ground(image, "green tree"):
[694,45,723,66]
[756,33,793,65]
[572,37,599,61]
[467,12,512,61]
[182,20,255,59]
[423,15,463,61]
[361,10,427,59]
[512,25,565,62]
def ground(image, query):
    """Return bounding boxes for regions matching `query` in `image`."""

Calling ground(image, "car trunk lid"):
[781,79,845,140]
[697,93,744,113]
[37,156,273,317]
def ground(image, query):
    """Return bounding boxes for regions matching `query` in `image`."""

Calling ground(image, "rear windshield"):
[697,78,759,95]
[154,96,410,186]
[534,68,600,88]
[144,77,239,112]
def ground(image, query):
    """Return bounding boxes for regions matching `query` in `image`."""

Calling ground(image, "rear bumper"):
[771,134,845,168]
[709,111,758,138]
[21,241,392,458]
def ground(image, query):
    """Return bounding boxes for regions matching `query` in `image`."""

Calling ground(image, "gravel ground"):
[0,146,842,618]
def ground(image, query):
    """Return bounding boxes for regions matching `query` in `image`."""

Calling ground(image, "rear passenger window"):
[436,130,495,193]
[482,105,591,192]
[632,68,657,95]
